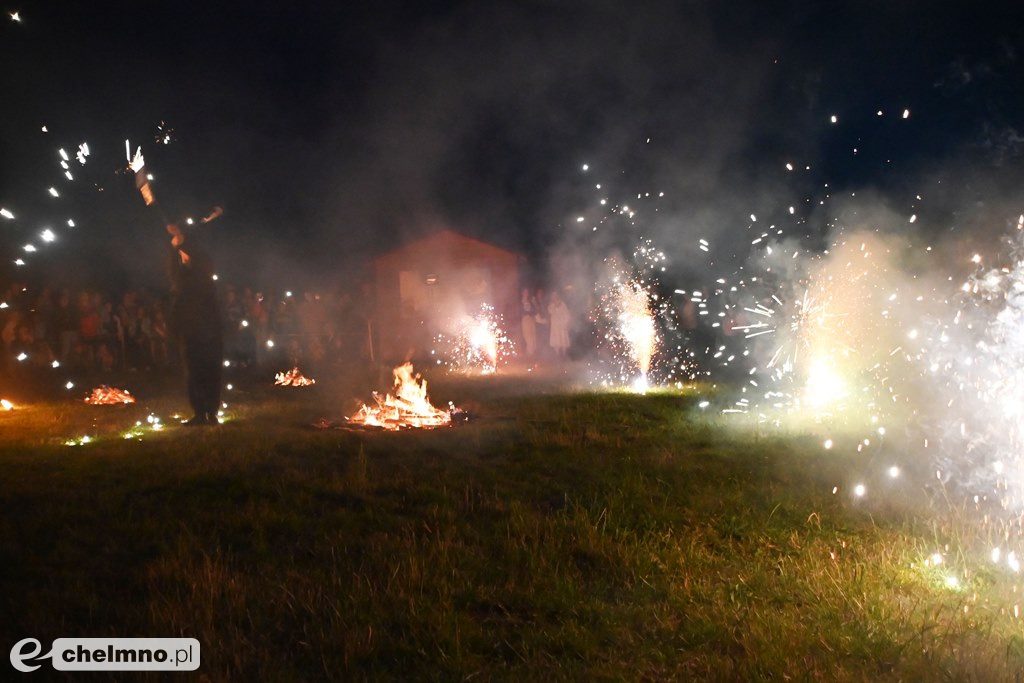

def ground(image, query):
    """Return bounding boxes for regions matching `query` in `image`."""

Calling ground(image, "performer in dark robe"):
[166,223,223,425]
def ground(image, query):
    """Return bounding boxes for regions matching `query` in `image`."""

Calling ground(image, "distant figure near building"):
[534,288,550,358]
[548,290,571,357]
[166,223,222,426]
[680,294,698,337]
[520,288,538,360]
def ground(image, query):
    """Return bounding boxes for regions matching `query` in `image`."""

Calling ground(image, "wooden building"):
[371,229,522,362]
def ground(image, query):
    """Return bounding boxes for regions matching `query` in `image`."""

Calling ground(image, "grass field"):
[2,368,1024,681]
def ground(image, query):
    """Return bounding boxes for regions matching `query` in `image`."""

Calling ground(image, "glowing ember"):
[348,363,452,430]
[84,386,135,405]
[275,367,316,387]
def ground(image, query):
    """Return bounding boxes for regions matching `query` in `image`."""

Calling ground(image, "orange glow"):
[84,386,136,405]
[274,367,316,387]
[347,363,451,430]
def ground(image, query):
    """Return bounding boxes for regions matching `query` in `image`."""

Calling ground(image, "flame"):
[0,399,13,411]
[275,367,316,387]
[348,363,452,430]
[84,386,135,405]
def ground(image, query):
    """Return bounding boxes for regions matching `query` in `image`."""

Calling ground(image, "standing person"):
[34,288,56,353]
[166,223,222,426]
[680,293,698,340]
[151,306,169,369]
[547,290,571,358]
[55,289,79,364]
[77,291,100,367]
[534,288,550,359]
[221,286,242,362]
[520,288,537,361]
[132,306,153,371]
[238,287,258,367]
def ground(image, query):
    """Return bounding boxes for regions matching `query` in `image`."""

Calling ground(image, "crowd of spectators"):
[0,281,374,376]
[0,277,750,386]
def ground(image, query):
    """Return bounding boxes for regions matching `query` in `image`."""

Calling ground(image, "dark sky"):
[1,0,1023,290]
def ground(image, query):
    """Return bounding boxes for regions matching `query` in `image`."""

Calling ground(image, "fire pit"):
[345,363,456,430]
[84,386,136,405]
[275,367,316,387]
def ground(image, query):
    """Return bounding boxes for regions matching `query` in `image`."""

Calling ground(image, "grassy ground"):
[2,369,1024,681]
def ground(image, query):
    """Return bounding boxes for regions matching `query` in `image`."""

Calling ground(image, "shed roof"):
[373,229,520,269]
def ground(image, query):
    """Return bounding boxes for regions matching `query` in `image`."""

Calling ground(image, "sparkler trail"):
[0,34,192,400]
[0,127,163,393]
[919,218,1024,510]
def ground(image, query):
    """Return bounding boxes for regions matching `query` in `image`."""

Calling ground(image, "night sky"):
[2,0,1023,291]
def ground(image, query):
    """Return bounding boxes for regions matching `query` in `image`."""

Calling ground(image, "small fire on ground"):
[84,386,135,405]
[348,363,452,430]
[275,367,316,387]
[0,399,13,411]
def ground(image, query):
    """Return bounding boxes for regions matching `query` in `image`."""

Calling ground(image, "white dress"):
[548,299,570,354]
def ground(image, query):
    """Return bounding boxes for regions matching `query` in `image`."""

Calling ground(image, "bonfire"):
[275,367,316,387]
[84,386,136,405]
[347,363,452,430]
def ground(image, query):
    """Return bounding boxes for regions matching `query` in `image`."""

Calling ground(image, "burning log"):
[84,386,136,405]
[275,367,316,387]
[347,363,452,430]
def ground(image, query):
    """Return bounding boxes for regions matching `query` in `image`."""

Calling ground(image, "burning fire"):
[348,363,452,430]
[275,367,316,387]
[0,399,13,411]
[84,386,136,405]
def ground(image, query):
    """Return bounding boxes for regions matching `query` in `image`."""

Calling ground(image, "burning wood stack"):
[84,386,136,405]
[274,368,316,387]
[348,363,452,430]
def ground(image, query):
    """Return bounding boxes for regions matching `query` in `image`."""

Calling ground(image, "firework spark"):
[612,278,658,389]
[433,304,514,374]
